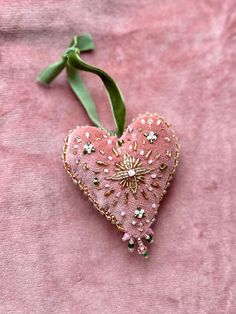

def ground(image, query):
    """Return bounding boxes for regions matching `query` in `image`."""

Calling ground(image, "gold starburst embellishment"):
[107,153,152,194]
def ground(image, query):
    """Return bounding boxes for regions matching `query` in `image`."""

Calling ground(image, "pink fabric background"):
[1,0,236,313]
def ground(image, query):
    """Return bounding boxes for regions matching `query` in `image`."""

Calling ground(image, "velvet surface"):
[1,0,236,313]
[64,114,179,241]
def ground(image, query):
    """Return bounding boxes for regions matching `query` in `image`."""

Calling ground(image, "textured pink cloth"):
[1,0,236,313]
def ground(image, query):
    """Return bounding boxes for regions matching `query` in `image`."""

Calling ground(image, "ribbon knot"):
[63,47,80,58]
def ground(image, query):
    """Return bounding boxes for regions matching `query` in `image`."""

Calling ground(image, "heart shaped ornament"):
[62,113,180,258]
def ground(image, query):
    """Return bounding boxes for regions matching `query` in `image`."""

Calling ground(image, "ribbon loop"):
[37,34,126,136]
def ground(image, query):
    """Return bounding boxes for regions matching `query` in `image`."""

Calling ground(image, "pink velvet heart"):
[62,113,180,257]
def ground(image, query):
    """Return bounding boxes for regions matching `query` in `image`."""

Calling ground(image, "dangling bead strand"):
[137,239,149,259]
[145,234,154,243]
[128,238,135,253]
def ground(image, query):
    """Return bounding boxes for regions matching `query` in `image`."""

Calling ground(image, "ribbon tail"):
[37,58,66,85]
[70,34,95,52]
[66,65,104,130]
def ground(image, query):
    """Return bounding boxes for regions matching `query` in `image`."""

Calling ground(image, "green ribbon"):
[37,34,126,136]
